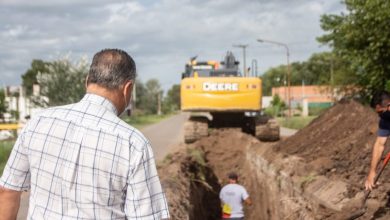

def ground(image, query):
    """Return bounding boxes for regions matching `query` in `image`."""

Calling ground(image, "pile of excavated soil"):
[273,99,390,219]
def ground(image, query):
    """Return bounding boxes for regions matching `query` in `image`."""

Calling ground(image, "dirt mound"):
[274,100,390,219]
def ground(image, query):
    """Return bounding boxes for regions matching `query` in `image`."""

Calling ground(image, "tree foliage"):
[134,79,147,111]
[33,58,88,107]
[264,94,286,117]
[261,52,354,95]
[134,79,163,114]
[162,84,180,113]
[22,60,50,96]
[135,80,180,115]
[0,89,7,120]
[317,0,390,99]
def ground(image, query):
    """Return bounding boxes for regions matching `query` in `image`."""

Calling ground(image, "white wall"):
[262,96,272,109]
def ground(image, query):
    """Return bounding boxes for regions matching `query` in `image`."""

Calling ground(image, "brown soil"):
[158,145,222,220]
[272,99,390,219]
[195,129,264,219]
[159,129,271,219]
[159,99,390,219]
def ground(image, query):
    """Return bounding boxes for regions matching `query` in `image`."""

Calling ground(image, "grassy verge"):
[123,113,175,129]
[276,116,317,130]
[0,140,15,176]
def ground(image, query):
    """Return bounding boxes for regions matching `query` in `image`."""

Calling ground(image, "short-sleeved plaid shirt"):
[0,94,170,219]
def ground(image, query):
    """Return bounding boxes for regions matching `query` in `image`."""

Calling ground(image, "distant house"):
[261,96,273,109]
[272,85,334,116]
[4,85,44,122]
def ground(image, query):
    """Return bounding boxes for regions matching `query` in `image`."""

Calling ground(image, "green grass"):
[0,141,15,176]
[122,113,174,129]
[276,116,317,130]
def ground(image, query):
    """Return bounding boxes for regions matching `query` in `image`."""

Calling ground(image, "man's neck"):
[86,84,123,114]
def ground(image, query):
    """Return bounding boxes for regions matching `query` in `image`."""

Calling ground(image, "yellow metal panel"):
[181,77,262,112]
[0,124,20,130]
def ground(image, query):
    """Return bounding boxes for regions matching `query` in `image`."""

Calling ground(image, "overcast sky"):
[0,0,345,91]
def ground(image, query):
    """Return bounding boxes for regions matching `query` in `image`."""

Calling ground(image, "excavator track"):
[184,117,209,143]
[254,116,280,142]
[241,115,280,141]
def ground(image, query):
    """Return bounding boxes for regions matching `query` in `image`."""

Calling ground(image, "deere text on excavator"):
[180,51,280,143]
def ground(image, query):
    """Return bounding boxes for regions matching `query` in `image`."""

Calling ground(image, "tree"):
[318,0,390,100]
[265,94,286,117]
[145,79,163,114]
[22,60,50,96]
[134,79,163,114]
[134,79,146,111]
[0,89,7,121]
[261,65,288,96]
[162,84,180,113]
[261,51,355,96]
[34,57,88,107]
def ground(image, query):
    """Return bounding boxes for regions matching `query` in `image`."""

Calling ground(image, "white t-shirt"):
[219,183,249,218]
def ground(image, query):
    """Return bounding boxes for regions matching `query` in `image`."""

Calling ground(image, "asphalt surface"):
[142,112,187,161]
[280,126,298,137]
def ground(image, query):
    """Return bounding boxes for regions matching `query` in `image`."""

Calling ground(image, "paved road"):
[281,127,298,137]
[16,113,188,220]
[142,113,188,161]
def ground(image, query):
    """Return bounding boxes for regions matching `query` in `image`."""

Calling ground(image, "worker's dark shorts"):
[378,128,390,137]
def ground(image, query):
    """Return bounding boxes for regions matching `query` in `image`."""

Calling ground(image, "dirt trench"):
[159,100,390,219]
[158,129,286,220]
[158,146,222,220]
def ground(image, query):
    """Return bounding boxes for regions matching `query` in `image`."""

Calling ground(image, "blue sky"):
[0,0,345,91]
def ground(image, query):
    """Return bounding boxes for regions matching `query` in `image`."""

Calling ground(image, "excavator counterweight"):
[181,52,280,143]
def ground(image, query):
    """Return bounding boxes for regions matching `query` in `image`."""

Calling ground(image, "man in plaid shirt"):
[0,49,170,219]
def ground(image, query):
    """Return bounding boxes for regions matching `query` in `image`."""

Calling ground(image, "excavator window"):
[210,69,241,77]
[190,69,212,77]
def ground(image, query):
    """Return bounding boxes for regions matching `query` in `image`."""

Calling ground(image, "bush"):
[265,94,286,117]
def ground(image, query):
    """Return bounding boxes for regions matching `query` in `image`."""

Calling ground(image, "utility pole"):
[233,44,249,77]
[157,92,161,115]
[330,56,334,101]
[251,59,258,77]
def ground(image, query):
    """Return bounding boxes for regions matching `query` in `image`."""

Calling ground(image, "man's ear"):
[376,104,385,113]
[85,75,89,89]
[124,80,134,97]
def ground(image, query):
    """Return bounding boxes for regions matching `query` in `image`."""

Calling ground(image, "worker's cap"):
[228,172,238,180]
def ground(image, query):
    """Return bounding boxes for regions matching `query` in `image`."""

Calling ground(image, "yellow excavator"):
[181,51,280,143]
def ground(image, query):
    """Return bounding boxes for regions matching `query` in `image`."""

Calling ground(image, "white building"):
[4,85,44,122]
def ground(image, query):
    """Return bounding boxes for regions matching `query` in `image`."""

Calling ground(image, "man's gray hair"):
[87,49,136,89]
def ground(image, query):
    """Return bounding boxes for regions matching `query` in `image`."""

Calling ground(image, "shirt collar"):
[81,93,118,115]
